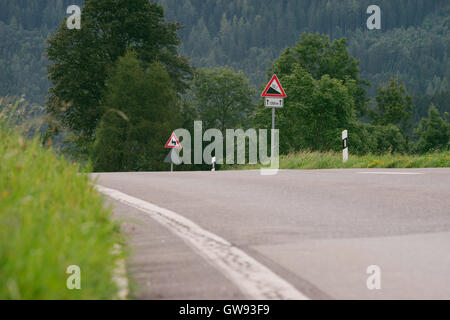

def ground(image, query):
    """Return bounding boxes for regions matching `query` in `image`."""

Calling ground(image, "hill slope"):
[0,0,448,110]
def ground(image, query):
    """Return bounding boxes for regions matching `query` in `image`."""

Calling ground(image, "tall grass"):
[0,124,124,299]
[232,151,450,170]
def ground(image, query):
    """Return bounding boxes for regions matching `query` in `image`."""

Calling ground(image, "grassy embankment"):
[0,124,124,299]
[232,151,450,170]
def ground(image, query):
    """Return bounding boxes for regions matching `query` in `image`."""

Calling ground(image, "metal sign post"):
[271,107,275,163]
[262,75,287,163]
[164,133,182,172]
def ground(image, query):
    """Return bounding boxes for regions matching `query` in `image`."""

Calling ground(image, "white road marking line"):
[97,185,309,300]
[358,172,424,175]
[112,244,129,300]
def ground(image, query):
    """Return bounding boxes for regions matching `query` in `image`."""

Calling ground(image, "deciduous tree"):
[47,0,191,155]
[93,51,181,172]
[414,104,449,153]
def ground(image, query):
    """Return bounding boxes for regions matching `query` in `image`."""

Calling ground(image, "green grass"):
[0,126,124,299]
[230,151,450,170]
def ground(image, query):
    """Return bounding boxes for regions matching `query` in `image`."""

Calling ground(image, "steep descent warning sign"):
[164,133,181,149]
[261,74,287,98]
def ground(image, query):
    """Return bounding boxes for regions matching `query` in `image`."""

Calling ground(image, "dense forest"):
[0,1,449,101]
[161,0,449,95]
[0,0,448,169]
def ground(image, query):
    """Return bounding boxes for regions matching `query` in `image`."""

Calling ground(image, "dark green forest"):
[0,0,449,170]
[1,1,449,102]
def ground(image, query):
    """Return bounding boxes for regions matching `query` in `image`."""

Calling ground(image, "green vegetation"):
[93,51,181,172]
[0,125,123,299]
[269,33,368,117]
[0,96,47,138]
[252,34,448,156]
[190,67,256,132]
[161,0,449,95]
[1,1,449,106]
[46,0,192,156]
[414,105,450,153]
[0,0,448,169]
[370,79,414,136]
[232,151,450,171]
[254,34,363,153]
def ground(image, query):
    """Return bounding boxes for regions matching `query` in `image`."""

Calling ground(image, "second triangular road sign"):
[164,133,182,149]
[261,74,287,98]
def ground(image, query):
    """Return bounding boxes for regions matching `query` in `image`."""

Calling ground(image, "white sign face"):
[342,130,348,140]
[265,98,284,108]
[165,133,182,149]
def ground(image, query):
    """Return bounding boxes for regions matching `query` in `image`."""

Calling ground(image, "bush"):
[350,122,406,154]
[93,51,181,172]
[414,104,449,153]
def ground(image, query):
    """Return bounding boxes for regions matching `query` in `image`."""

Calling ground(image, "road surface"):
[92,168,450,300]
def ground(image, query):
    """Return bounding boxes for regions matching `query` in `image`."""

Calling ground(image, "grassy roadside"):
[0,126,124,299]
[229,151,450,170]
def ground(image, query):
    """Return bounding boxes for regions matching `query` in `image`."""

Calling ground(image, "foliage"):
[414,105,449,153]
[271,33,368,116]
[0,95,49,139]
[346,6,450,96]
[0,0,84,104]
[93,51,180,172]
[370,79,413,136]
[190,67,256,132]
[413,90,450,125]
[254,36,359,154]
[2,1,449,106]
[46,0,191,151]
[349,122,406,155]
[1,1,449,164]
[159,0,449,98]
[0,125,123,299]
[229,150,450,171]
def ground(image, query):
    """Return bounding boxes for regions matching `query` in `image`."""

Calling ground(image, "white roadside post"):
[342,130,348,163]
[212,156,216,172]
[262,75,287,164]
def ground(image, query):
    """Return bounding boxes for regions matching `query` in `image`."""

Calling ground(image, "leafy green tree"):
[370,124,407,154]
[414,104,449,153]
[47,0,191,154]
[92,110,129,172]
[413,90,450,125]
[270,33,368,117]
[370,79,414,136]
[93,51,181,172]
[2,0,450,113]
[348,123,407,155]
[255,65,356,153]
[191,67,256,132]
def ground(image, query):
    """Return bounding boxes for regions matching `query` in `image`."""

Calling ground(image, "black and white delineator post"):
[261,75,287,163]
[342,130,349,163]
[212,156,216,172]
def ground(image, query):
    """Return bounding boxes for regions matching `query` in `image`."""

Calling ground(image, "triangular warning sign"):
[164,133,181,149]
[261,74,287,98]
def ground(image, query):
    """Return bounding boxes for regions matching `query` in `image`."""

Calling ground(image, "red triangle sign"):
[261,74,287,98]
[164,133,181,149]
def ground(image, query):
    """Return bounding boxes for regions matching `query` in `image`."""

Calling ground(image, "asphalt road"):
[92,168,450,300]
